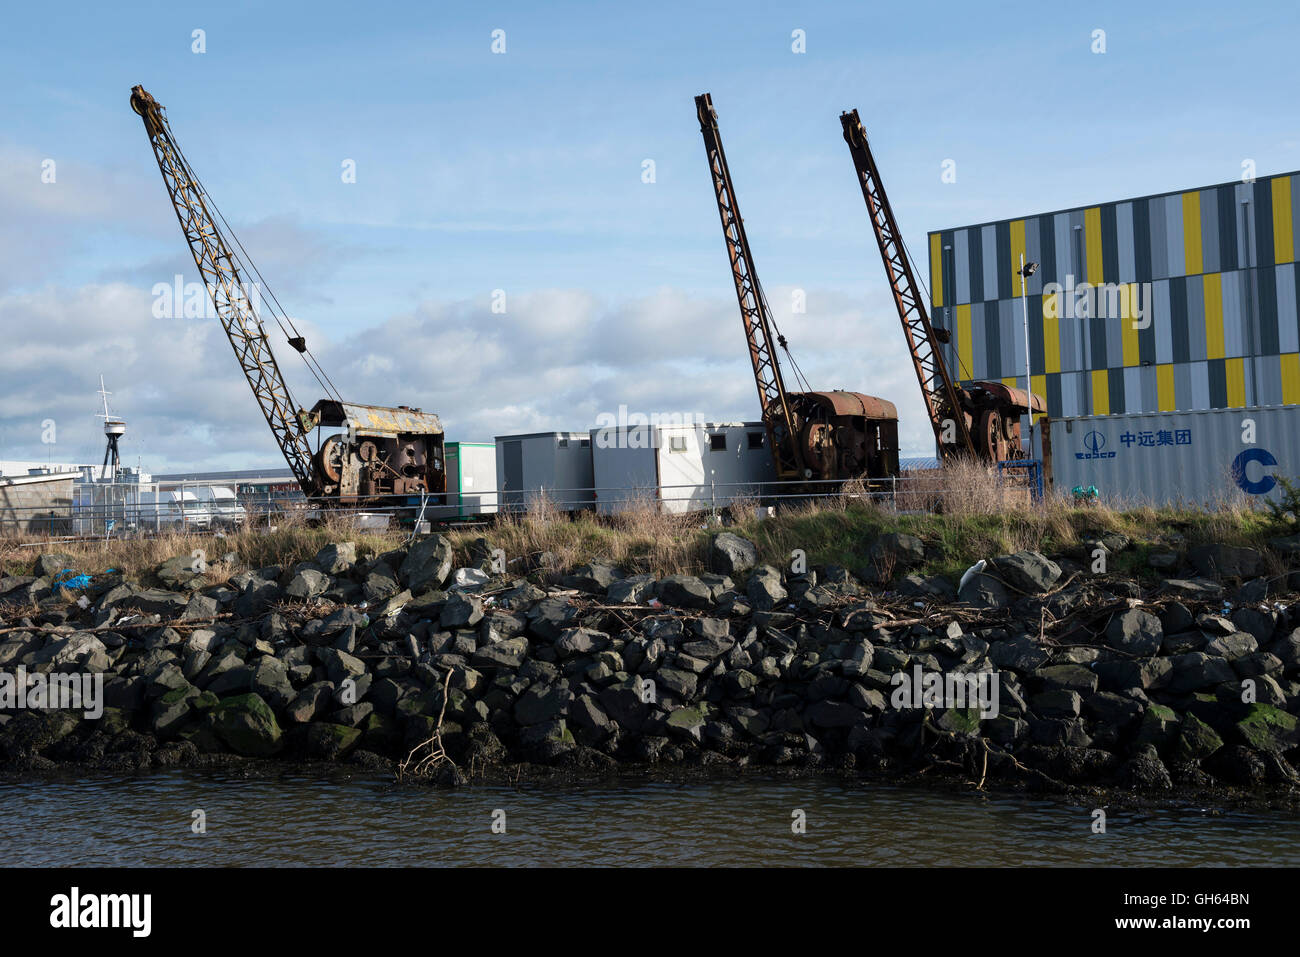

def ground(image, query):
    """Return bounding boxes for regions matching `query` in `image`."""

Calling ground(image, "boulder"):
[993,551,1062,594]
[209,693,282,756]
[710,533,758,576]
[1104,609,1163,656]
[314,542,357,575]
[1188,544,1263,580]
[400,535,454,593]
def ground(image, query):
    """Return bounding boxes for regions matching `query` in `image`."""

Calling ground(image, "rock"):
[958,571,1008,609]
[513,682,573,726]
[1208,745,1268,786]
[155,555,203,590]
[1162,578,1224,600]
[1234,704,1299,752]
[1030,690,1082,719]
[607,576,654,605]
[1135,704,1181,748]
[34,553,75,579]
[1167,652,1236,693]
[710,533,758,576]
[657,575,714,610]
[285,682,335,724]
[1036,664,1098,696]
[554,627,607,658]
[1104,609,1163,656]
[440,593,484,629]
[665,706,706,740]
[181,594,219,621]
[1119,749,1173,790]
[1188,544,1263,580]
[400,535,454,593]
[656,667,698,700]
[871,533,926,567]
[471,637,529,670]
[1205,633,1257,660]
[562,563,622,595]
[1173,713,1223,762]
[315,542,357,575]
[896,574,957,601]
[209,693,282,756]
[117,588,189,618]
[305,722,362,759]
[317,648,367,684]
[994,551,1062,594]
[802,700,861,728]
[746,566,787,612]
[285,569,330,600]
[841,639,875,678]
[988,634,1049,673]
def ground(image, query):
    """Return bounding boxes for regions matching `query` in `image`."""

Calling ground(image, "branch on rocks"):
[396,667,457,780]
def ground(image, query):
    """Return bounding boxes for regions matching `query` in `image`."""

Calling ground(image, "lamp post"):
[1019,256,1039,453]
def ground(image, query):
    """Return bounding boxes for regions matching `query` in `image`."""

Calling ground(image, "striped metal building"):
[927,171,1300,420]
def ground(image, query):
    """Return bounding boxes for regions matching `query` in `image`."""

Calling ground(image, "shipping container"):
[430,442,498,519]
[589,421,776,514]
[1044,404,1300,507]
[494,431,594,512]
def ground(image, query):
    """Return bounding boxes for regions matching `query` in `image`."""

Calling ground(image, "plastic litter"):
[52,569,93,593]
[958,560,987,593]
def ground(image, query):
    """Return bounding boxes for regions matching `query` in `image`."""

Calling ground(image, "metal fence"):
[0,468,1044,541]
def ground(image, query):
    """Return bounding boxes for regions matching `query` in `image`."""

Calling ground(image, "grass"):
[0,464,1290,588]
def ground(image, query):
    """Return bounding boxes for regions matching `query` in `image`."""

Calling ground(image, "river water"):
[2,770,1298,867]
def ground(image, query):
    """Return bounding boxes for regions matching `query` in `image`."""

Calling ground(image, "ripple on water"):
[0,772,1296,867]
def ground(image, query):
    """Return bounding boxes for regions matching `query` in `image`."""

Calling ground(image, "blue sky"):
[1,0,1296,470]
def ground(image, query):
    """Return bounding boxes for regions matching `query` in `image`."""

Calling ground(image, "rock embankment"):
[2,531,1300,794]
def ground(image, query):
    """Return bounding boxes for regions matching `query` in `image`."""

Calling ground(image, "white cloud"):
[0,277,939,475]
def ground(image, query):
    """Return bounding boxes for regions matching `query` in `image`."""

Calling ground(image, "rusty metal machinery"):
[310,401,444,502]
[839,108,1044,461]
[696,93,899,483]
[130,85,445,502]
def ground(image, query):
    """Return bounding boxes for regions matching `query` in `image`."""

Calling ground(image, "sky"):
[1,0,1297,471]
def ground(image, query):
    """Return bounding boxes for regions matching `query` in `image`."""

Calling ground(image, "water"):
[2,770,1297,867]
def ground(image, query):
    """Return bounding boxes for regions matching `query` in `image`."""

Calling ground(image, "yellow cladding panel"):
[1010,219,1026,296]
[1085,207,1103,284]
[1282,353,1300,404]
[1157,364,1176,411]
[1203,272,1225,360]
[1226,357,1246,407]
[930,233,944,307]
[1122,283,1140,366]
[1091,369,1109,415]
[1273,176,1295,265]
[1030,373,1046,422]
[1041,294,1060,373]
[1182,191,1203,275]
[956,303,973,377]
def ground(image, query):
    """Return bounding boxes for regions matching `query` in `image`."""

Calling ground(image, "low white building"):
[590,421,776,514]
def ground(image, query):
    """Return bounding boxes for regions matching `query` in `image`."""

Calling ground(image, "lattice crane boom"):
[839,109,974,459]
[695,93,803,480]
[130,85,316,492]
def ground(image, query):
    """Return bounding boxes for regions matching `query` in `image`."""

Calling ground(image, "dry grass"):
[0,460,1287,588]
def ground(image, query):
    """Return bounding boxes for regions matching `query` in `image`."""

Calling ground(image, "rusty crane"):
[839,108,1044,462]
[130,85,445,504]
[695,93,899,485]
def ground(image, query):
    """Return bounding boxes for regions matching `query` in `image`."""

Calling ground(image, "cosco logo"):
[1232,447,1277,495]
[1075,430,1116,460]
